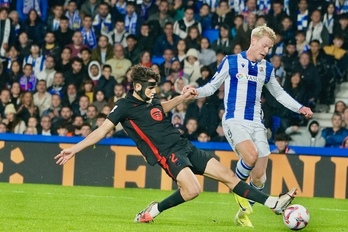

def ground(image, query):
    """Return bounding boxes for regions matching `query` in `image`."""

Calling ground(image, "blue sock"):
[235,159,254,181]
[249,181,264,206]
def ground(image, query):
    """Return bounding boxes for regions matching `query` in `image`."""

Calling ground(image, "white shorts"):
[222,119,271,158]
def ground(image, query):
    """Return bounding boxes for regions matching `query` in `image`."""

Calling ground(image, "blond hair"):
[251,25,277,44]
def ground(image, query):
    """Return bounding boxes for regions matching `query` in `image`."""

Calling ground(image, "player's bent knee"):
[181,185,201,201]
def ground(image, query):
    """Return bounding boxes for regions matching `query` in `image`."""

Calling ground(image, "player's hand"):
[182,87,197,99]
[54,149,76,165]
[182,85,192,94]
[299,106,313,118]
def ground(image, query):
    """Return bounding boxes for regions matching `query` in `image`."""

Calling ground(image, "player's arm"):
[55,119,115,165]
[161,87,196,113]
[195,56,230,98]
[265,74,313,117]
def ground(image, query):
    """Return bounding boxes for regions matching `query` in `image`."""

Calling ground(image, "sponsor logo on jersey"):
[236,73,258,82]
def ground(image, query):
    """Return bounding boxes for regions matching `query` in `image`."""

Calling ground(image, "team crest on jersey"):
[241,63,245,67]
[150,108,163,121]
[236,73,245,79]
[259,67,264,72]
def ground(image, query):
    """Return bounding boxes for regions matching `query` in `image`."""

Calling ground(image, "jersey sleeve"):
[265,70,303,113]
[107,99,127,125]
[196,55,230,98]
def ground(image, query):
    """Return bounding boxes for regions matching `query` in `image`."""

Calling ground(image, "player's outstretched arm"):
[161,87,197,113]
[54,119,115,165]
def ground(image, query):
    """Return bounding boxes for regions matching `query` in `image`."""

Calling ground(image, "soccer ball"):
[283,204,310,230]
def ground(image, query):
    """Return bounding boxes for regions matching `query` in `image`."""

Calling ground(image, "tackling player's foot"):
[272,188,297,215]
[234,194,253,215]
[234,210,254,228]
[134,201,159,223]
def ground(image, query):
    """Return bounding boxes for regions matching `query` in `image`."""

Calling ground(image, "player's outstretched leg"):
[134,167,201,223]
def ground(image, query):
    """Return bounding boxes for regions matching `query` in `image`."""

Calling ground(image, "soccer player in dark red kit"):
[55,65,296,225]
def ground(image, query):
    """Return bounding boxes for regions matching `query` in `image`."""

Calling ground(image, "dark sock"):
[233,181,268,204]
[158,189,185,212]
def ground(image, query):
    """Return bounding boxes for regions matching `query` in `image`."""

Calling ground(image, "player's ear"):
[134,82,142,91]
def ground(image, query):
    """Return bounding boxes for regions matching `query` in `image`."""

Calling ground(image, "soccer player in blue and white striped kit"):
[184,25,313,227]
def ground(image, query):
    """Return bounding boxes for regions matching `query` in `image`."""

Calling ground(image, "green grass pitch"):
[0,183,347,232]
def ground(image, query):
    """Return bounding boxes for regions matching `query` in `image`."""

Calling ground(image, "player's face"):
[251,35,274,61]
[144,80,157,100]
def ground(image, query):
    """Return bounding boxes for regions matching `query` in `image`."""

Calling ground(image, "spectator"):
[80,122,92,137]
[88,61,101,86]
[174,7,202,39]
[197,130,211,142]
[185,97,218,136]
[62,83,79,110]
[159,80,174,100]
[234,11,256,50]
[37,56,56,88]
[23,43,45,76]
[47,72,65,98]
[57,123,69,136]
[268,31,284,58]
[94,112,107,129]
[184,26,201,51]
[0,88,10,119]
[8,60,22,88]
[66,31,89,58]
[95,64,116,100]
[322,112,348,147]
[266,0,288,33]
[54,16,73,48]
[196,66,212,87]
[5,45,20,75]
[211,106,227,142]
[139,51,152,68]
[79,79,94,103]
[27,116,38,130]
[153,22,180,56]
[306,10,330,47]
[159,48,174,78]
[282,40,298,76]
[17,32,32,60]
[33,79,52,116]
[231,14,243,38]
[92,2,114,37]
[72,115,84,136]
[3,103,26,133]
[280,16,295,44]
[183,117,199,141]
[106,19,128,47]
[343,107,348,129]
[183,48,202,84]
[333,13,348,50]
[80,0,100,19]
[137,0,158,21]
[240,0,263,22]
[123,1,142,36]
[38,115,52,135]
[196,3,213,31]
[107,83,126,107]
[80,15,97,49]
[272,133,296,154]
[93,90,107,113]
[124,34,141,65]
[41,32,61,61]
[21,9,46,46]
[147,0,174,29]
[91,35,113,65]
[42,93,62,123]
[8,10,20,38]
[65,0,81,31]
[10,82,21,108]
[55,47,72,73]
[19,64,37,92]
[16,0,48,22]
[295,30,308,55]
[308,39,336,107]
[16,91,40,124]
[80,47,92,68]
[323,3,337,42]
[271,55,286,86]
[0,7,10,57]
[297,52,321,109]
[295,0,309,31]
[211,24,235,55]
[175,39,187,64]
[286,120,326,147]
[208,49,226,74]
[0,122,7,133]
[212,0,234,29]
[341,136,348,148]
[46,4,64,32]
[137,23,155,53]
[52,105,74,135]
[64,57,88,89]
[198,37,216,66]
[334,100,347,117]
[85,104,97,129]
[284,72,306,106]
[165,58,184,84]
[105,44,132,83]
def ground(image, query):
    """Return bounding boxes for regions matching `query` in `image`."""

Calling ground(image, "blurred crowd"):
[0,0,348,149]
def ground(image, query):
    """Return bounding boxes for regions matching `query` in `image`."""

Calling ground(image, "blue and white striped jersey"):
[197,51,303,124]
